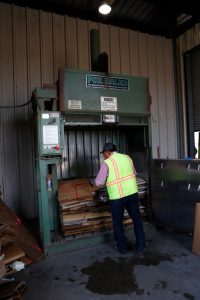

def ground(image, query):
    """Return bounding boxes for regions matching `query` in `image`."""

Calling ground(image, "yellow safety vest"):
[104,153,138,200]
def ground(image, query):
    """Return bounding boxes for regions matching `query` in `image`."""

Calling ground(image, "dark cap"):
[100,142,117,153]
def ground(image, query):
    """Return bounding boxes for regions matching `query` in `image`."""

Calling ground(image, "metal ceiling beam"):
[1,0,199,38]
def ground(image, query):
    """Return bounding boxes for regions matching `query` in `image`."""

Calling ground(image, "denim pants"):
[109,193,145,252]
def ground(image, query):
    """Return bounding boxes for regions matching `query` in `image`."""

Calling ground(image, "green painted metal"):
[58,69,150,114]
[35,87,57,99]
[37,158,62,247]
[34,69,151,255]
[43,226,135,256]
[37,111,63,156]
[44,231,114,256]
[39,159,51,246]
[90,29,100,71]
[52,164,59,233]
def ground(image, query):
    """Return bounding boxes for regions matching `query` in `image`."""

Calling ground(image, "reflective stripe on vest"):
[104,153,138,200]
[109,157,124,198]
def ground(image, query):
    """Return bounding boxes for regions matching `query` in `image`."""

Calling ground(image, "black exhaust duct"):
[90,29,108,73]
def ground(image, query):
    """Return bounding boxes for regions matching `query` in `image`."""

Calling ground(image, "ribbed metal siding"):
[191,51,200,131]
[177,23,200,156]
[0,3,177,217]
[57,126,149,181]
[58,127,126,180]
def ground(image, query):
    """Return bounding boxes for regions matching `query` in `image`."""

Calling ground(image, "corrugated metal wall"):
[58,126,148,181]
[177,24,200,156]
[0,3,177,217]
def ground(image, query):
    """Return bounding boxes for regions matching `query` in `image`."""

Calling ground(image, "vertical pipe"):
[75,129,78,177]
[67,130,71,178]
[184,52,195,158]
[52,164,59,233]
[39,160,51,246]
[97,129,100,169]
[90,130,94,177]
[172,38,183,158]
[83,130,86,176]
[90,29,100,71]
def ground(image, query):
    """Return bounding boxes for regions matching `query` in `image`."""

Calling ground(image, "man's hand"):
[89,185,103,194]
[88,186,96,194]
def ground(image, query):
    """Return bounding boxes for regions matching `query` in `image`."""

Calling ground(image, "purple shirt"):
[95,163,108,186]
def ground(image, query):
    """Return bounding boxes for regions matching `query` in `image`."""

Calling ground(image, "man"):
[95,142,145,254]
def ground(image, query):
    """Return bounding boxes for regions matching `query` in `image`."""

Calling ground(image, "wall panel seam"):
[12,4,21,207]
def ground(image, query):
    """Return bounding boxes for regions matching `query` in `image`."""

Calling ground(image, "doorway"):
[184,46,200,158]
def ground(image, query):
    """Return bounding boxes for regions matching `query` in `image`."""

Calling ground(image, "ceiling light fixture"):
[98,2,112,15]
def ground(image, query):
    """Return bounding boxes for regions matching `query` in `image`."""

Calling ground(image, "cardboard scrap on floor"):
[0,197,44,275]
[3,244,25,265]
[0,254,5,278]
[0,280,27,300]
[192,202,200,255]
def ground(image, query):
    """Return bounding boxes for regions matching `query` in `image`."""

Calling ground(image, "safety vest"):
[104,153,138,200]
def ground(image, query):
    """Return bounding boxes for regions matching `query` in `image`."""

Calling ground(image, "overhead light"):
[177,13,192,26]
[98,2,112,15]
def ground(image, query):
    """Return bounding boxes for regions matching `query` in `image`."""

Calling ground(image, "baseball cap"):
[100,142,117,153]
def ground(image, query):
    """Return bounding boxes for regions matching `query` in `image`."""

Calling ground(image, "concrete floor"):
[15,222,200,300]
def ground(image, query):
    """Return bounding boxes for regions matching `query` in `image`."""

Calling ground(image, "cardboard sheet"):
[192,203,200,255]
[3,244,25,265]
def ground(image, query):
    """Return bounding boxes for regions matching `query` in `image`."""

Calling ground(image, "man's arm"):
[94,163,108,188]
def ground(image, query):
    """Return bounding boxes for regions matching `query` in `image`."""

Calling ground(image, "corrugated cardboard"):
[3,244,25,265]
[0,254,5,278]
[192,203,200,255]
[58,178,93,202]
[0,198,44,261]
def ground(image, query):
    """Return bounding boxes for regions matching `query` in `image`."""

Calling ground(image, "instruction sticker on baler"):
[68,100,82,110]
[42,113,49,119]
[101,96,117,111]
[43,125,58,145]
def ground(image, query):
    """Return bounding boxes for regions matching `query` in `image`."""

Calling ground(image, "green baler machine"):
[34,69,151,255]
[58,69,150,113]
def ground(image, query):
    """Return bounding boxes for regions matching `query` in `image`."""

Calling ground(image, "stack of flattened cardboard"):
[58,178,113,236]
[58,178,96,212]
[136,176,148,216]
[136,177,147,198]
[58,178,145,237]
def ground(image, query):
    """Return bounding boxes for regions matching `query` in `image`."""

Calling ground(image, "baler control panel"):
[39,112,63,156]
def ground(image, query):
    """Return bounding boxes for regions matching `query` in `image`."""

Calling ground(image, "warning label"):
[68,100,82,110]
[101,96,117,111]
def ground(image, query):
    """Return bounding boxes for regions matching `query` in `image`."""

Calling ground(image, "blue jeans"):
[109,193,145,252]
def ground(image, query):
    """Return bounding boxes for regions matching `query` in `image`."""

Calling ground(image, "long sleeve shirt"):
[95,162,108,186]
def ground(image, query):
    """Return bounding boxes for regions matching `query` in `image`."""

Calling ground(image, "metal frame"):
[150,159,200,233]
[34,69,151,255]
[37,158,61,247]
[184,52,195,158]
